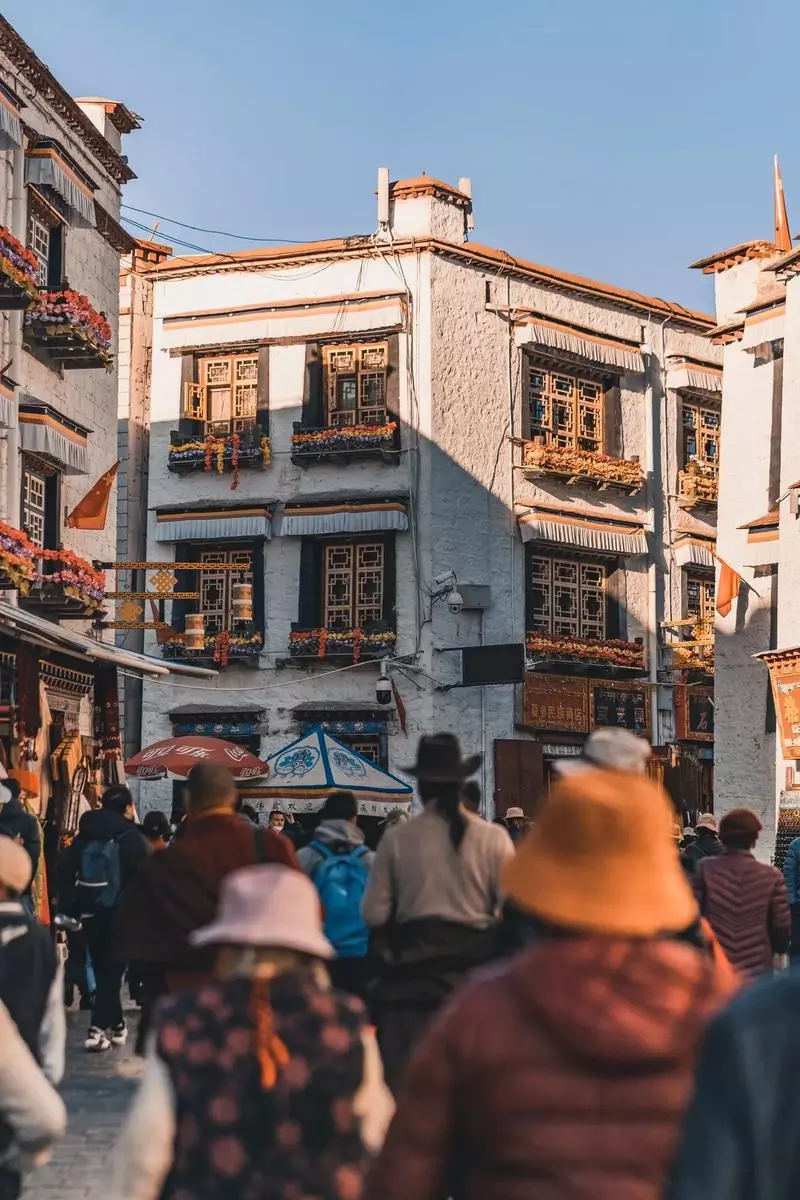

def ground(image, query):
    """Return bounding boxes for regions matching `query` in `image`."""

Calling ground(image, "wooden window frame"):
[21,465,46,548]
[198,547,253,635]
[27,190,64,289]
[182,352,260,436]
[526,356,606,453]
[684,569,715,625]
[528,550,608,639]
[681,396,720,475]
[323,342,388,429]
[20,453,61,551]
[323,540,385,630]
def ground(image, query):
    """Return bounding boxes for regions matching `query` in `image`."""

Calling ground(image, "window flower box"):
[24,289,113,369]
[522,441,644,493]
[23,549,106,615]
[289,625,396,663]
[291,420,399,465]
[0,228,40,309]
[0,522,36,590]
[678,461,718,507]
[161,630,263,670]
[168,428,270,490]
[526,631,645,671]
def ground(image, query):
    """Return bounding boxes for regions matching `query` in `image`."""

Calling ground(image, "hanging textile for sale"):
[25,802,50,927]
[15,644,41,762]
[93,664,123,785]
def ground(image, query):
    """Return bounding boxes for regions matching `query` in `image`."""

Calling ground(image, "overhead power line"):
[121,203,304,245]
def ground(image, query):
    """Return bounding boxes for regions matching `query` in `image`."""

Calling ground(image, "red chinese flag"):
[66,461,120,530]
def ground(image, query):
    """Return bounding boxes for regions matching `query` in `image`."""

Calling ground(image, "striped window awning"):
[515,311,644,374]
[18,398,90,475]
[25,142,96,228]
[517,506,648,555]
[665,357,722,395]
[674,537,715,569]
[0,82,22,151]
[741,304,785,352]
[280,500,408,537]
[155,507,272,542]
[740,509,779,567]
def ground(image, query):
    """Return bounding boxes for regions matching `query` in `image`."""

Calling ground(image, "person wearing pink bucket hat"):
[111,864,394,1200]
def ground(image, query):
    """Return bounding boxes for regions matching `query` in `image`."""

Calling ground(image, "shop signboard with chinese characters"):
[763,650,800,760]
[523,675,589,733]
[675,684,714,743]
[589,680,650,737]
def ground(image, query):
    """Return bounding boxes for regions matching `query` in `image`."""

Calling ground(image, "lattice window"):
[682,400,720,473]
[183,354,260,435]
[27,215,49,287]
[530,556,606,639]
[324,343,388,428]
[324,541,384,628]
[526,361,604,452]
[22,468,46,548]
[199,549,252,635]
[685,572,715,624]
[347,737,381,765]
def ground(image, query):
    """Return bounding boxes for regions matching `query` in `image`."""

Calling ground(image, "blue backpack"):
[76,837,123,913]
[310,842,370,958]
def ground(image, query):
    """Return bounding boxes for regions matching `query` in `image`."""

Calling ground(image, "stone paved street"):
[23,1011,142,1200]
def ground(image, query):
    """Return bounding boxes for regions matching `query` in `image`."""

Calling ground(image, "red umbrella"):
[125,736,270,781]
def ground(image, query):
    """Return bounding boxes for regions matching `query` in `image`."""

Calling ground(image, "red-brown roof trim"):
[389,176,471,207]
[148,235,713,329]
[0,18,134,182]
[690,240,777,274]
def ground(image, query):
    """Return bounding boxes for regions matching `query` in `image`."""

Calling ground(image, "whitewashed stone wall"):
[136,185,719,815]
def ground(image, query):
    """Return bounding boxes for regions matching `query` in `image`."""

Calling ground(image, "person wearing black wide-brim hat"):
[363,733,514,1094]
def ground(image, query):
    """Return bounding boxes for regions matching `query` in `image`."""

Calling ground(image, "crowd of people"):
[3,726,800,1197]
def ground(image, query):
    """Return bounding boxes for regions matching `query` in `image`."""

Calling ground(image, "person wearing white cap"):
[111,864,393,1200]
[0,839,65,1089]
[555,727,652,777]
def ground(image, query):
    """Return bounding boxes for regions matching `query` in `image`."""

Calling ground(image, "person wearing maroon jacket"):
[694,807,790,979]
[116,763,299,1013]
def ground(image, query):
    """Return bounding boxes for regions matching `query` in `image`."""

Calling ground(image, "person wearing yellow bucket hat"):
[364,770,737,1200]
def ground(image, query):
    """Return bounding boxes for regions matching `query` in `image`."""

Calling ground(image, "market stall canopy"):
[244,727,413,816]
[0,599,217,679]
[126,736,270,781]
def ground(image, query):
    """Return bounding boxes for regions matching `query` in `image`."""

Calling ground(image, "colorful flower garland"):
[289,627,396,662]
[292,421,397,453]
[35,548,105,610]
[170,433,270,490]
[0,521,36,590]
[25,289,113,361]
[526,631,644,668]
[0,227,40,298]
[523,441,644,489]
[680,460,718,502]
[163,631,263,667]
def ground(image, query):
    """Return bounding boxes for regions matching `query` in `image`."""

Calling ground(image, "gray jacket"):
[297,819,375,877]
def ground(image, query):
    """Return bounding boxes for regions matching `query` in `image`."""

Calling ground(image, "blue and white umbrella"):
[245,726,412,816]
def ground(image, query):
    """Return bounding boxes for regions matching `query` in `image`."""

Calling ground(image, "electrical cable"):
[121,203,305,244]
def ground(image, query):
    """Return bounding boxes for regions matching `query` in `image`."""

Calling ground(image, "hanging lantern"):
[185,613,205,651]
[232,582,253,623]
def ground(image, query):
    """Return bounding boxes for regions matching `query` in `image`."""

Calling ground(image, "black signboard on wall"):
[591,682,649,736]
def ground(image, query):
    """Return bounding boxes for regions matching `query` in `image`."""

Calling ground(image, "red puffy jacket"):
[365,937,735,1200]
[695,849,790,978]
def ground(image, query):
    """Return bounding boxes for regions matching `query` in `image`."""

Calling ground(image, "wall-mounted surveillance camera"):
[376,675,393,705]
[446,589,463,615]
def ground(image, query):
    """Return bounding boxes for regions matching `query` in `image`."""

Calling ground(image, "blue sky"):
[6,0,797,311]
